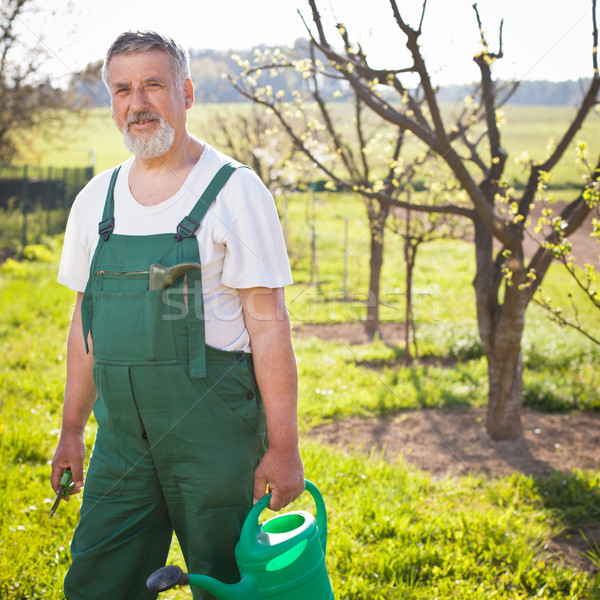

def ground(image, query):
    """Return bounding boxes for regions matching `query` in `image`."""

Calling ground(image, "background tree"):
[229,43,469,339]
[388,179,472,364]
[204,105,303,200]
[299,0,600,440]
[0,0,78,162]
[235,0,599,440]
[68,59,109,108]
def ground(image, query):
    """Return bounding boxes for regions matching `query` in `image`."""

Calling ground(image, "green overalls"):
[66,164,267,600]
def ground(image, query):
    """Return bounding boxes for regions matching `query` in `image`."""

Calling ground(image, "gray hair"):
[102,31,191,88]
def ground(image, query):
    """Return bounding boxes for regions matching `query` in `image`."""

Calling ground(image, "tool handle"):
[59,468,73,486]
[59,468,75,494]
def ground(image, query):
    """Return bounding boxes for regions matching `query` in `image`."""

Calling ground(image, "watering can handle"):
[304,479,328,553]
[242,479,328,553]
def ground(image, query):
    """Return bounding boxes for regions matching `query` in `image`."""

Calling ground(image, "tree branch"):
[527,153,600,297]
[308,42,362,182]
[518,0,600,220]
[531,294,600,346]
[472,3,507,185]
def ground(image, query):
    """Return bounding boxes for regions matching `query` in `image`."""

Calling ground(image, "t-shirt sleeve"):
[57,168,116,292]
[57,200,92,292]
[56,180,107,293]
[220,174,292,290]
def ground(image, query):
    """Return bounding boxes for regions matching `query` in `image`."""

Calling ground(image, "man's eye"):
[115,88,130,96]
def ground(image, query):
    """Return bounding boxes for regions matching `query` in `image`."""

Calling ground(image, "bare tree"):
[0,0,80,162]
[203,105,303,200]
[235,0,600,440]
[301,0,600,440]
[229,43,465,339]
[388,182,472,365]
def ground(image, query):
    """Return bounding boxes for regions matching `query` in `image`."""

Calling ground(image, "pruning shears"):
[49,468,75,517]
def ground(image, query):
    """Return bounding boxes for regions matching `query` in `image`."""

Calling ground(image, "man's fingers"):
[50,464,64,493]
[268,489,288,512]
[265,480,305,511]
[51,462,84,495]
[253,475,268,505]
[71,465,85,489]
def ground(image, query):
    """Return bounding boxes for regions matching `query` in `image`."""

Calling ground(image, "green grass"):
[497,104,600,189]
[0,229,598,598]
[302,444,600,599]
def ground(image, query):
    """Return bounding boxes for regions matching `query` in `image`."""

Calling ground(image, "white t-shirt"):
[58,143,292,352]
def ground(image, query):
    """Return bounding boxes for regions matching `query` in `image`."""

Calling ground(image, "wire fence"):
[0,163,94,253]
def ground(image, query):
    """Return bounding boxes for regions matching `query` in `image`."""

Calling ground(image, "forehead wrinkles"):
[107,51,173,88]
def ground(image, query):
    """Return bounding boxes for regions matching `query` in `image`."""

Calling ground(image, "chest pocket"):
[92,272,182,365]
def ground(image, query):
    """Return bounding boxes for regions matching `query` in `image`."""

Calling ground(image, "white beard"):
[122,112,175,159]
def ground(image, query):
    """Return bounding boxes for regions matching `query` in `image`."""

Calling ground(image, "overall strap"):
[98,166,122,241]
[82,165,122,352]
[177,161,247,378]
[175,162,247,241]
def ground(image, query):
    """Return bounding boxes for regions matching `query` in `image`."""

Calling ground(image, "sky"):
[18,0,598,87]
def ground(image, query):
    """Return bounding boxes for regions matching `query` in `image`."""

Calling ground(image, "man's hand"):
[253,445,304,511]
[51,430,86,498]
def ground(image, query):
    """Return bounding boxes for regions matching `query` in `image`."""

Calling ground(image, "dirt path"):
[296,321,600,479]
[309,406,600,479]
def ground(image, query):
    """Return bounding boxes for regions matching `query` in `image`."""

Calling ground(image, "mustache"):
[125,111,162,128]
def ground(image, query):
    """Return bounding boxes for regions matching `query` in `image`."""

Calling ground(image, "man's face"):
[106,49,193,159]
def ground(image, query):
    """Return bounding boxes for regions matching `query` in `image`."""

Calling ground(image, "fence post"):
[21,164,29,249]
[62,167,68,210]
[45,165,53,234]
[309,183,319,287]
[343,216,349,301]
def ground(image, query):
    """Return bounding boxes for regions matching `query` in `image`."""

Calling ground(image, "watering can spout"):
[188,574,256,600]
[146,565,255,600]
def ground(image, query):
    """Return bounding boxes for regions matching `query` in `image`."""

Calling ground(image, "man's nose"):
[129,86,149,111]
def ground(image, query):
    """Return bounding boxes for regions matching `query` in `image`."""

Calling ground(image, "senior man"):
[51,30,303,600]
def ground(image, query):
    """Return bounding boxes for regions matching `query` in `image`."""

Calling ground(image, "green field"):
[31,103,600,186]
[1,102,599,598]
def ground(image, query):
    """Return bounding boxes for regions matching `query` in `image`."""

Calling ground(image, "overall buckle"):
[175,216,200,241]
[98,216,115,241]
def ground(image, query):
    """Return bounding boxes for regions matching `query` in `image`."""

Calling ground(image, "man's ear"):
[184,78,194,109]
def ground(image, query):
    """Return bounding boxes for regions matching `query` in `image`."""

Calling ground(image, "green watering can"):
[146,479,334,600]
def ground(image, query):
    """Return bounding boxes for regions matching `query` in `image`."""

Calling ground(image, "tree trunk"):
[403,232,412,366]
[472,216,528,440]
[365,212,386,339]
[485,323,525,440]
